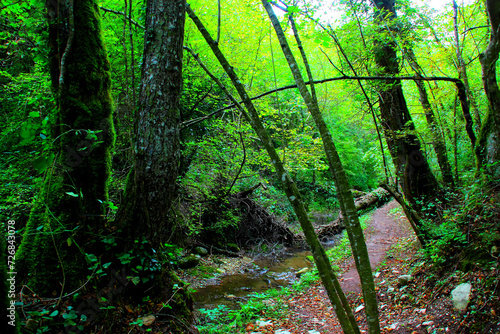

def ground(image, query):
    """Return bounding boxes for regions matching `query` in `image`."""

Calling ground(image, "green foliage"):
[197,292,286,333]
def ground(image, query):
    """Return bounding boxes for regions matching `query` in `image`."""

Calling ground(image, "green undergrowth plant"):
[196,210,375,333]
[197,289,286,333]
[419,177,500,272]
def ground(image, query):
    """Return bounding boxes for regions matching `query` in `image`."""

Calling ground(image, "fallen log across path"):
[314,187,391,241]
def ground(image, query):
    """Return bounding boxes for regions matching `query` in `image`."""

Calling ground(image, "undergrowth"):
[195,210,374,333]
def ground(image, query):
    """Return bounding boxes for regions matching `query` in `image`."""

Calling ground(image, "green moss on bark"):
[16,0,115,296]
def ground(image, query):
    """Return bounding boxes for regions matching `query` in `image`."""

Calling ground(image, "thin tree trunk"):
[453,0,482,133]
[405,48,455,187]
[264,3,380,333]
[477,0,500,179]
[186,4,359,333]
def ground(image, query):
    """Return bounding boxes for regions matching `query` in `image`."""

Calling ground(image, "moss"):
[16,0,115,296]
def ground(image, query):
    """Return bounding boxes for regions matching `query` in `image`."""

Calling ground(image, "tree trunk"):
[264,3,380,333]
[117,0,185,248]
[453,0,481,136]
[115,0,195,331]
[405,48,455,187]
[16,0,115,295]
[477,0,500,180]
[372,0,439,207]
[186,5,359,333]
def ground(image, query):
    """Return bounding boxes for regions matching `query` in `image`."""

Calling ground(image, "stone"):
[177,255,200,269]
[451,282,472,311]
[193,246,209,256]
[398,274,412,285]
[256,319,273,327]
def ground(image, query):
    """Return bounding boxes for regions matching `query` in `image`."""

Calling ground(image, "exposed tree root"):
[231,189,296,246]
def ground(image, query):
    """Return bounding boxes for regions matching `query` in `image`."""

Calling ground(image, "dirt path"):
[339,200,408,294]
[276,200,414,333]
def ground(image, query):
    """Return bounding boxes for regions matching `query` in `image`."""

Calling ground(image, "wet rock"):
[398,274,412,285]
[451,282,472,311]
[178,255,200,269]
[193,246,209,256]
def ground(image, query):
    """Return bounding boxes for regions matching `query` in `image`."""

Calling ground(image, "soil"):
[247,200,500,333]
[275,200,416,333]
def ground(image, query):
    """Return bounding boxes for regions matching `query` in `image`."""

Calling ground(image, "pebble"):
[256,319,273,327]
[422,321,434,326]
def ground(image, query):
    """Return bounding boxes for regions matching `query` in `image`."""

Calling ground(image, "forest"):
[1,0,499,333]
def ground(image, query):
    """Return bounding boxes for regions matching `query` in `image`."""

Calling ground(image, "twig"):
[99,6,145,29]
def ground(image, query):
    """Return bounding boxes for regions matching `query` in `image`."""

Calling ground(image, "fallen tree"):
[315,187,391,240]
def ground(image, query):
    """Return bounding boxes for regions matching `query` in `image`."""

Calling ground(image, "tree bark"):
[115,0,196,331]
[453,0,481,136]
[117,0,185,249]
[372,0,439,207]
[186,4,359,333]
[404,48,455,187]
[477,0,500,180]
[17,0,115,295]
[263,3,380,333]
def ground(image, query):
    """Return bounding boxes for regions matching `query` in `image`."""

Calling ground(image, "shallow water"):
[193,235,342,309]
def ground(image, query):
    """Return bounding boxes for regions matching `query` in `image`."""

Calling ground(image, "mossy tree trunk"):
[477,0,500,180]
[16,0,115,295]
[263,3,380,333]
[114,0,195,331]
[372,0,439,207]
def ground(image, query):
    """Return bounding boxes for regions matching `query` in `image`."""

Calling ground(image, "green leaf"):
[49,310,59,317]
[66,192,79,197]
[20,127,34,139]
[29,111,40,118]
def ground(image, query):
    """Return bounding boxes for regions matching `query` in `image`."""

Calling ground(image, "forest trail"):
[273,200,416,333]
[339,200,409,294]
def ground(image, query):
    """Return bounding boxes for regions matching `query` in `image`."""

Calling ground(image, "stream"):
[193,235,342,309]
